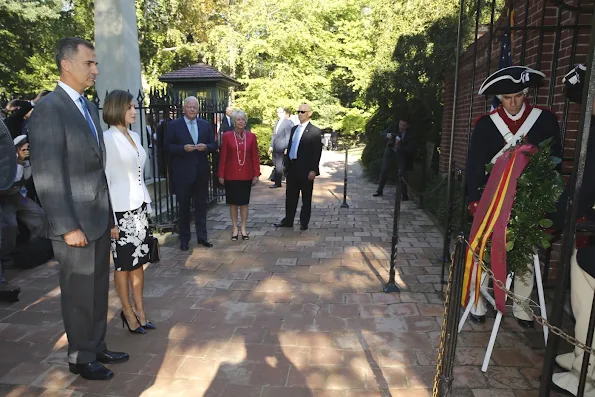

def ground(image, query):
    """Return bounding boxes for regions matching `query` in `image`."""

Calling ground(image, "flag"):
[491,10,514,110]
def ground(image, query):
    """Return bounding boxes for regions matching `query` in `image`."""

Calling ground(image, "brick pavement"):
[0,149,553,396]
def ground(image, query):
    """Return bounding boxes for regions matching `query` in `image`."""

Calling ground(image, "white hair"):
[496,87,529,101]
[184,96,199,106]
[231,109,248,123]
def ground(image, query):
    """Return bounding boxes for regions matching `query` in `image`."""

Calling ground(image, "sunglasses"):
[297,110,309,114]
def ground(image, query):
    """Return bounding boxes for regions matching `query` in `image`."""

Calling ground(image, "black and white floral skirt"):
[111,203,150,272]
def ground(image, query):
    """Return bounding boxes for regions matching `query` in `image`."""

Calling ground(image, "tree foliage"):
[0,0,479,148]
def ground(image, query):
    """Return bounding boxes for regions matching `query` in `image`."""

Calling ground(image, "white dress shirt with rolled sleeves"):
[103,126,152,220]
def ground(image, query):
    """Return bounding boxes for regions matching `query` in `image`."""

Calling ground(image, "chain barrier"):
[463,238,595,357]
[432,239,457,397]
[400,174,448,197]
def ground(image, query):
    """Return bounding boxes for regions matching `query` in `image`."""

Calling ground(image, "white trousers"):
[553,248,595,396]
[469,261,534,321]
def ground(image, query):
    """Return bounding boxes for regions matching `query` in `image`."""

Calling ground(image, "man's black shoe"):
[517,319,534,329]
[469,314,486,323]
[373,191,383,197]
[198,240,213,248]
[97,350,129,364]
[274,222,293,228]
[402,194,409,201]
[300,225,308,231]
[0,283,20,303]
[270,185,281,189]
[69,361,114,381]
[180,242,189,251]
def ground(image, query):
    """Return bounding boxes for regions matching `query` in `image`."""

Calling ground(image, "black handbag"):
[147,231,160,263]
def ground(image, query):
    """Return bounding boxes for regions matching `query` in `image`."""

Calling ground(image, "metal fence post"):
[436,235,466,396]
[341,147,349,209]
[441,167,458,294]
[384,175,402,293]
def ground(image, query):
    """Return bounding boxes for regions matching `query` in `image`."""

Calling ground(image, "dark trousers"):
[52,227,110,364]
[0,193,47,259]
[284,173,314,227]
[177,181,208,243]
[273,151,284,186]
[377,147,408,197]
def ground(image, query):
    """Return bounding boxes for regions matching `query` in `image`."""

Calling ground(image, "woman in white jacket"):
[103,90,155,334]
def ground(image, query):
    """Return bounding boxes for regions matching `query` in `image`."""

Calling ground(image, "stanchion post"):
[341,147,349,209]
[577,291,595,396]
[441,167,458,294]
[384,175,402,293]
[437,235,466,395]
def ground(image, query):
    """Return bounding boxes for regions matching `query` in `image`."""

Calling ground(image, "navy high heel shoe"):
[120,311,146,334]
[136,315,156,330]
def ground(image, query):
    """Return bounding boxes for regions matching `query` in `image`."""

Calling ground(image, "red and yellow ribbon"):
[462,144,536,313]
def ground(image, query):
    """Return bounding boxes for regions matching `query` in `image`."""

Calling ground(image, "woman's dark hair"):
[103,90,133,126]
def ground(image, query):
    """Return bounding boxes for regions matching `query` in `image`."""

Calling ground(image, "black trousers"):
[377,147,408,196]
[284,173,314,227]
[52,227,110,364]
[273,151,284,186]
[177,181,208,243]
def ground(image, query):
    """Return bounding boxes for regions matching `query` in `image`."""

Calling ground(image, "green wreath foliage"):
[483,139,563,276]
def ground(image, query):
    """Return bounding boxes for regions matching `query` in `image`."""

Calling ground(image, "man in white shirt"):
[220,106,234,133]
[274,103,323,230]
[268,107,293,188]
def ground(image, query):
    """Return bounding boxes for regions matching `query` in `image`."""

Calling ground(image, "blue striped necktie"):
[79,96,99,143]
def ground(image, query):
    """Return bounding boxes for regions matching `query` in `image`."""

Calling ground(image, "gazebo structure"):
[158,63,240,105]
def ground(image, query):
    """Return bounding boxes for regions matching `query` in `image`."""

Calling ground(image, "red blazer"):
[218,130,261,180]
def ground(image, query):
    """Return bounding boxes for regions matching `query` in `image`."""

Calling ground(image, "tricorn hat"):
[562,64,586,104]
[478,66,546,96]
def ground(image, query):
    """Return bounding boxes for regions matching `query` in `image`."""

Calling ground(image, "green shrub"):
[250,124,273,165]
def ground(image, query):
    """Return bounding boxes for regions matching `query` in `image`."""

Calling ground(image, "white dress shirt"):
[57,81,100,135]
[103,126,152,214]
[289,121,309,160]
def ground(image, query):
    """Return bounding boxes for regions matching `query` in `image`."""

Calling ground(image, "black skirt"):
[111,203,151,272]
[224,180,253,205]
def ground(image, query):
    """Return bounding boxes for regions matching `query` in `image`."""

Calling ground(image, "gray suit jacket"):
[28,85,111,241]
[271,118,293,153]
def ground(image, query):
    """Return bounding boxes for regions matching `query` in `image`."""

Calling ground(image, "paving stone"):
[0,151,552,395]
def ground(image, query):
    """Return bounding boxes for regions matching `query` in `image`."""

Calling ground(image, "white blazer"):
[103,126,152,213]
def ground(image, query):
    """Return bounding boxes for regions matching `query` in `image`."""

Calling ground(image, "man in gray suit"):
[28,37,128,381]
[268,107,293,188]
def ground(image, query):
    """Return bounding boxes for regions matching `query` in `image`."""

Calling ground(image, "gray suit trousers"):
[52,228,110,364]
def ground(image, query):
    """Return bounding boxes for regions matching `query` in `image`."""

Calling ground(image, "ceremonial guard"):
[465,66,562,327]
[550,64,595,397]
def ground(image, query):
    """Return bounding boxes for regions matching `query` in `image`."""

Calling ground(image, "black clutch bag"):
[148,231,160,263]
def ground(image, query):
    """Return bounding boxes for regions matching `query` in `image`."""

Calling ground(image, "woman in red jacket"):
[218,109,261,240]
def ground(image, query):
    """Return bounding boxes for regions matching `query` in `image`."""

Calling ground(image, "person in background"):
[0,135,47,266]
[220,106,234,133]
[218,109,260,240]
[0,135,47,302]
[103,90,155,335]
[218,110,260,241]
[373,116,415,200]
[145,113,157,179]
[268,107,292,188]
[165,96,217,251]
[274,103,322,231]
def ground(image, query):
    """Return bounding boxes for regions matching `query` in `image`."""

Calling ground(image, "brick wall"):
[439,0,594,282]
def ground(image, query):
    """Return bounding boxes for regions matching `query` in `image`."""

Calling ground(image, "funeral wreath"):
[483,139,564,277]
